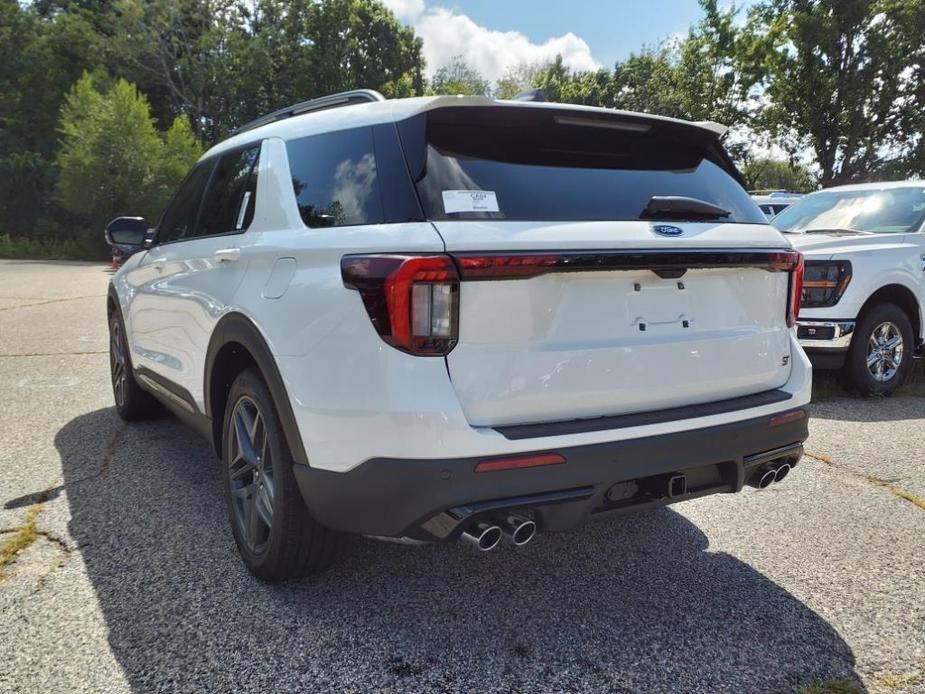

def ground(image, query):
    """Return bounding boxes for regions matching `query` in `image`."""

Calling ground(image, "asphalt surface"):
[1,259,923,694]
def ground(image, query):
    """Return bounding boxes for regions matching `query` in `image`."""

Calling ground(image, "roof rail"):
[232,89,386,136]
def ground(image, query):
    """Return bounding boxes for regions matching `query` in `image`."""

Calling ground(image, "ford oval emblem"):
[653,224,684,237]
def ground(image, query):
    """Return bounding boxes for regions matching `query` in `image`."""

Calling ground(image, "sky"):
[381,0,759,83]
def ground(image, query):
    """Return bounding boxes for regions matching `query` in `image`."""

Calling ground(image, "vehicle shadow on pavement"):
[53,408,864,694]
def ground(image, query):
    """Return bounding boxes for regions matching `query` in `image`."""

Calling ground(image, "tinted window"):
[197,145,260,237]
[400,108,765,224]
[773,188,925,234]
[157,161,214,243]
[287,127,384,227]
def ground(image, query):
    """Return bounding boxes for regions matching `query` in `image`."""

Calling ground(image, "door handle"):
[214,248,241,263]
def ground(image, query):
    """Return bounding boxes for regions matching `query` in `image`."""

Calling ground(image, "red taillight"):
[769,250,803,328]
[788,252,804,328]
[474,453,566,473]
[342,255,459,356]
[455,254,560,280]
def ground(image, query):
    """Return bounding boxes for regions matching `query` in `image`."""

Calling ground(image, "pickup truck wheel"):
[845,302,913,396]
[222,368,341,581]
[108,312,159,421]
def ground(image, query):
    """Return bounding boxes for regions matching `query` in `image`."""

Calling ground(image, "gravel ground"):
[1,259,923,694]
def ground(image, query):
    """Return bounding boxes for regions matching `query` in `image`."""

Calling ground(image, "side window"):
[197,145,260,237]
[157,161,214,244]
[286,127,384,228]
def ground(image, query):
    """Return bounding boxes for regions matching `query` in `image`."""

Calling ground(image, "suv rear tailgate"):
[436,220,795,427]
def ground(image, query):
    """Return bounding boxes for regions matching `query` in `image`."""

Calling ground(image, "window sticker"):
[442,190,499,214]
[235,191,252,230]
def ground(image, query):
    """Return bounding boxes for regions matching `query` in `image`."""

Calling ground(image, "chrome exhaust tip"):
[500,514,537,546]
[461,523,502,551]
[773,462,791,484]
[757,468,776,489]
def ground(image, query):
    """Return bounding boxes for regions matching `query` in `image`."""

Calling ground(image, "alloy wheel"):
[110,320,127,407]
[228,396,275,553]
[866,320,904,382]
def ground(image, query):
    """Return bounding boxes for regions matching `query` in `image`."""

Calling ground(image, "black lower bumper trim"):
[293,406,809,540]
[494,389,792,440]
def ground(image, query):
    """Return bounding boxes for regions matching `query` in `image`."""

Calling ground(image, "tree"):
[0,1,106,234]
[741,157,816,192]
[56,74,201,252]
[741,0,925,185]
[532,1,751,125]
[113,0,426,141]
[495,61,546,100]
[430,56,490,96]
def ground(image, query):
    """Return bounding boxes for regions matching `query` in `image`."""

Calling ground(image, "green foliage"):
[740,0,925,185]
[533,1,750,125]
[113,0,426,141]
[741,157,816,193]
[430,56,490,96]
[0,233,94,261]
[495,62,546,100]
[55,74,202,253]
[5,0,925,257]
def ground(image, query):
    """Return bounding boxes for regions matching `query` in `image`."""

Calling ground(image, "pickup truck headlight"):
[800,260,852,308]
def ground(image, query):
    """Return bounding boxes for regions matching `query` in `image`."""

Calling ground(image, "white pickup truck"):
[773,181,925,395]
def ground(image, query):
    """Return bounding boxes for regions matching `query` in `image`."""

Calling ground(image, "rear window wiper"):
[640,196,731,221]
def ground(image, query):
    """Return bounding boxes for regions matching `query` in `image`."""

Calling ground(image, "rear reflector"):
[474,453,566,473]
[768,409,806,427]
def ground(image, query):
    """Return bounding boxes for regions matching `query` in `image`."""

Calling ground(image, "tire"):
[844,302,914,397]
[108,310,160,421]
[222,368,341,581]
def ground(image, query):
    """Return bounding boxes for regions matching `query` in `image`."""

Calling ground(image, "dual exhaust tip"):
[460,514,536,551]
[750,461,792,490]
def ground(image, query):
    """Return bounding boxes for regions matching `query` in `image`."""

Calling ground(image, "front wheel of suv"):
[109,311,160,421]
[222,368,341,581]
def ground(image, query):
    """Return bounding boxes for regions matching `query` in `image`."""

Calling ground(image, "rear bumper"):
[293,406,809,540]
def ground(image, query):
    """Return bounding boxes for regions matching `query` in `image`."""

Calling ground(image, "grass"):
[875,671,923,690]
[0,233,98,261]
[804,450,834,465]
[798,679,863,694]
[866,476,925,512]
[0,505,42,580]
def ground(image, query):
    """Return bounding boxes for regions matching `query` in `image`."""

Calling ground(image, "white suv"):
[105,90,811,581]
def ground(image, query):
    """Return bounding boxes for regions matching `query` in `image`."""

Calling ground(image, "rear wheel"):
[845,302,913,396]
[222,368,341,581]
[108,311,159,421]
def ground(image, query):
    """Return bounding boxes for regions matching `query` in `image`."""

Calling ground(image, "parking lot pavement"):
[1,260,923,694]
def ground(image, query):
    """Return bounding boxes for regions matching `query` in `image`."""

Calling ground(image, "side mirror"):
[105,217,148,248]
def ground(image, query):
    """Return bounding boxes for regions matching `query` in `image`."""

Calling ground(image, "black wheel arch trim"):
[204,312,309,467]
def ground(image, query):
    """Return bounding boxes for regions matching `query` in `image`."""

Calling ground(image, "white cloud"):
[381,2,600,84]
[380,0,425,22]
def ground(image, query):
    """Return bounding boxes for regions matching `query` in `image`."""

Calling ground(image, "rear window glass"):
[287,127,384,227]
[772,188,925,234]
[399,107,764,224]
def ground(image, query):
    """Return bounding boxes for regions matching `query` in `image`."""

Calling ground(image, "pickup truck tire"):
[845,302,913,397]
[108,312,160,421]
[222,368,341,581]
